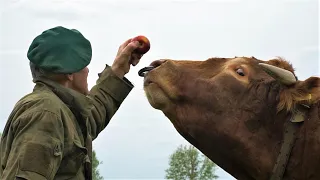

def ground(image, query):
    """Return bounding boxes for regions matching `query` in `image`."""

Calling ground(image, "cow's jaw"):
[143,75,175,112]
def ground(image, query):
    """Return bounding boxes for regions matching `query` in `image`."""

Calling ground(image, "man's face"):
[70,67,89,95]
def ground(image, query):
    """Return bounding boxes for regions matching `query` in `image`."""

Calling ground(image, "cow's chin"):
[144,83,173,111]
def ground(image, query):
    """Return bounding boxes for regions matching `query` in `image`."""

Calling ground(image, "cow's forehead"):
[221,57,257,68]
[228,57,256,64]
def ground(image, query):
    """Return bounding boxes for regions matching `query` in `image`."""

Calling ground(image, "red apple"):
[131,35,150,54]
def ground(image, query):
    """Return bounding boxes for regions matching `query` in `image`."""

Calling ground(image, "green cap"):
[27,26,92,74]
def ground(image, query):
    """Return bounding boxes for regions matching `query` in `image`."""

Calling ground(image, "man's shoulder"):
[2,90,70,134]
[14,90,66,116]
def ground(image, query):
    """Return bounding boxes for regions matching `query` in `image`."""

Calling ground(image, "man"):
[0,26,145,180]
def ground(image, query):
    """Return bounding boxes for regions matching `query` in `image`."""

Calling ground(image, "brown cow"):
[139,57,320,180]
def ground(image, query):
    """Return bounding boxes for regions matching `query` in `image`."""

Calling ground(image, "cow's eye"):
[236,68,245,76]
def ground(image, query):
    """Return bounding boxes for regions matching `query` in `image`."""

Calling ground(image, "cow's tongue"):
[138,66,154,77]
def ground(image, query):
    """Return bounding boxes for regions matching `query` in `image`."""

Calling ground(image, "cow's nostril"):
[138,59,167,77]
[150,59,167,68]
[138,66,154,77]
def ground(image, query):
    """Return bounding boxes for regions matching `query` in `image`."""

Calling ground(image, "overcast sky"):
[0,0,318,179]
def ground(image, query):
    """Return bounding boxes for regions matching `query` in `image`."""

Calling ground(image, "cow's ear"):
[259,59,319,112]
[278,76,320,111]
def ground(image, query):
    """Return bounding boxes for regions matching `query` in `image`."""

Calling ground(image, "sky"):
[0,0,319,179]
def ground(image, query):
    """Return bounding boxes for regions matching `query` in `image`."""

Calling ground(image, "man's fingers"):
[131,53,142,59]
[117,38,133,55]
[130,53,143,66]
[131,57,140,66]
[132,59,140,66]
[122,41,140,55]
[120,38,132,49]
[135,53,143,60]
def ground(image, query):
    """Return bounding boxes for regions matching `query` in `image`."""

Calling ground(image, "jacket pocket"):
[15,137,62,180]
[56,140,87,179]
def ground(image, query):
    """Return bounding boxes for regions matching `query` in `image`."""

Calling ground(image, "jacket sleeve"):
[86,65,134,139]
[1,110,64,180]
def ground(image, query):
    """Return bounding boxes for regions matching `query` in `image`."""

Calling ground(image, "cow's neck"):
[283,102,320,180]
[163,105,291,180]
[193,104,301,180]
[221,109,291,180]
[204,104,316,180]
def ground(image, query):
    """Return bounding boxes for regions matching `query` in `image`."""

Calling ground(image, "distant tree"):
[165,144,218,180]
[92,150,104,180]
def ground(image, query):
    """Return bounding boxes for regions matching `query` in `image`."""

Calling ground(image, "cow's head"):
[141,57,320,179]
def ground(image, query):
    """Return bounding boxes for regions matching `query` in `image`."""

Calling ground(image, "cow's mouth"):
[138,66,155,77]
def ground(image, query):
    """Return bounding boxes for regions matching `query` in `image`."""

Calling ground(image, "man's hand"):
[111,38,143,78]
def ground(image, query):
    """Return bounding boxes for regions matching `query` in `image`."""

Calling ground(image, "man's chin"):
[79,89,89,96]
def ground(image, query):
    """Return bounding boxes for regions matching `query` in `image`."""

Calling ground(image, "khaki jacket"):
[0,65,133,180]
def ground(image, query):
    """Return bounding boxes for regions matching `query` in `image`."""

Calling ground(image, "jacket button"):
[53,144,62,156]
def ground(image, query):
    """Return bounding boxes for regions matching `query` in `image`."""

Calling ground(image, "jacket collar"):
[33,77,93,117]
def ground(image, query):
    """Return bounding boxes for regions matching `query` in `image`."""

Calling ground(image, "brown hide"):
[142,57,320,180]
